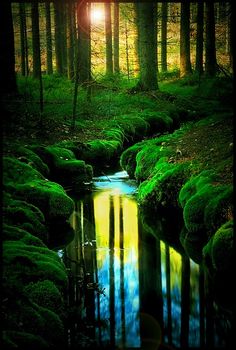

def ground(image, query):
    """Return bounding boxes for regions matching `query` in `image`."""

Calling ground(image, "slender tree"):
[45,2,53,75]
[195,1,204,75]
[180,3,192,77]
[113,2,120,73]
[54,0,64,75]
[0,1,17,95]
[161,2,168,72]
[67,0,75,80]
[135,2,158,90]
[19,3,26,76]
[105,2,113,75]
[205,2,217,77]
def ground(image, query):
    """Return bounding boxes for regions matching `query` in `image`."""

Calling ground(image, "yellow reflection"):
[122,197,138,251]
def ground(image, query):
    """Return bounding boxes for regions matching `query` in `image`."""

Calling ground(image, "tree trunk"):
[67,0,75,80]
[77,1,91,84]
[180,3,192,77]
[0,1,17,95]
[113,2,119,74]
[45,2,53,75]
[135,2,158,90]
[54,0,63,75]
[195,1,204,75]
[105,2,113,75]
[125,20,130,79]
[205,2,217,77]
[19,3,26,76]
[161,2,168,72]
[31,3,41,80]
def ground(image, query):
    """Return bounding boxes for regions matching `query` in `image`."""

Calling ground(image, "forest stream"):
[59,171,230,350]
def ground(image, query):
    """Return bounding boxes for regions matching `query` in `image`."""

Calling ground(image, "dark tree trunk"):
[77,1,91,84]
[67,0,75,80]
[135,2,158,90]
[113,2,120,74]
[205,2,217,77]
[54,0,63,75]
[0,1,17,95]
[161,2,168,72]
[105,2,113,75]
[19,3,26,76]
[45,2,53,75]
[180,3,192,77]
[195,1,204,75]
[31,3,41,80]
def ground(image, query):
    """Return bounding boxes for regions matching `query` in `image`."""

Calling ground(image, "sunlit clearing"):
[91,8,104,23]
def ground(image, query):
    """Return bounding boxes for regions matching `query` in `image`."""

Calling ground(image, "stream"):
[59,171,229,349]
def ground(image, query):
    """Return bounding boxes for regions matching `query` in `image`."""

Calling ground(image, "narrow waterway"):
[61,171,229,349]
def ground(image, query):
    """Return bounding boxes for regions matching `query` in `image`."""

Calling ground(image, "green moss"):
[178,170,218,208]
[10,146,49,176]
[24,280,63,313]
[111,114,149,142]
[204,185,233,235]
[3,157,44,187]
[135,140,173,181]
[84,139,121,163]
[13,179,74,221]
[183,184,227,234]
[3,224,46,247]
[140,110,174,133]
[37,306,65,346]
[203,220,234,272]
[120,141,146,177]
[102,127,125,145]
[3,195,48,242]
[2,331,49,348]
[3,240,68,288]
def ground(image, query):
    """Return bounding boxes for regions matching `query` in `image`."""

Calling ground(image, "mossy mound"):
[2,330,49,348]
[3,194,48,242]
[202,220,234,308]
[120,141,146,178]
[183,183,228,234]
[8,146,50,176]
[3,224,46,247]
[12,179,74,222]
[3,156,44,187]
[140,110,174,134]
[3,240,68,288]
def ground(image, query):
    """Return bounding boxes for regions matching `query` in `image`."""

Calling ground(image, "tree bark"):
[31,3,41,80]
[161,2,168,72]
[180,3,192,77]
[113,2,119,74]
[105,2,113,75]
[45,2,53,75]
[67,0,75,80]
[54,0,63,75]
[205,2,217,77]
[135,2,158,90]
[19,3,26,76]
[195,1,204,75]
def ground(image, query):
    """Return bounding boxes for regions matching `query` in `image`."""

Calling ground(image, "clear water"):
[63,171,230,349]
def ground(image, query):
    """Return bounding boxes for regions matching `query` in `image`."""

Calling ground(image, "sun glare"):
[91,8,104,23]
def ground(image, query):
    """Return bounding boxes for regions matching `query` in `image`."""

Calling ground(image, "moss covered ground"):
[2,73,234,347]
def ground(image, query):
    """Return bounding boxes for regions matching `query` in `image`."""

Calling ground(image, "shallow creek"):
[59,171,228,349]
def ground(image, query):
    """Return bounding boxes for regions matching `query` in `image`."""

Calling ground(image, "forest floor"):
[2,74,234,183]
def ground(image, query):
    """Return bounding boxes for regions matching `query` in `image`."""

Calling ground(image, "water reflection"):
[65,171,229,349]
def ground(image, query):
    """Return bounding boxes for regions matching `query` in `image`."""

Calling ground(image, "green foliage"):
[120,141,146,178]
[3,224,46,247]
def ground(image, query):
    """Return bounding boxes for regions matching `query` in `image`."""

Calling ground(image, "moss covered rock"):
[3,224,46,247]
[12,179,74,222]
[120,141,146,178]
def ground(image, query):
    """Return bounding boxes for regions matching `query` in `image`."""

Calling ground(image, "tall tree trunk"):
[195,1,204,75]
[205,2,217,77]
[61,1,68,75]
[113,2,119,74]
[161,2,168,72]
[31,3,41,79]
[19,3,26,76]
[125,20,130,79]
[54,0,63,75]
[67,0,75,80]
[180,3,192,77]
[31,3,43,117]
[135,2,158,90]
[0,1,17,95]
[105,2,113,75]
[77,1,91,84]
[45,2,53,75]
